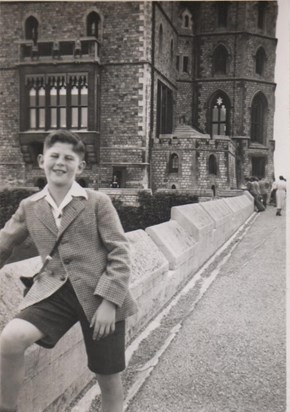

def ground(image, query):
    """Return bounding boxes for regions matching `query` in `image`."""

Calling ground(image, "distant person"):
[272,175,287,216]
[258,178,269,208]
[245,177,265,212]
[110,175,120,188]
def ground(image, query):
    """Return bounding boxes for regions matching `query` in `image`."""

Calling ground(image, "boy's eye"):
[65,156,74,161]
[50,154,58,158]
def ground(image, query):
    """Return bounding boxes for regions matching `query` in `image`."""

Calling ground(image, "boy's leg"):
[96,373,123,412]
[0,319,44,411]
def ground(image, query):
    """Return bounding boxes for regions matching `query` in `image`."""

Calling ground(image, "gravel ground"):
[125,207,286,412]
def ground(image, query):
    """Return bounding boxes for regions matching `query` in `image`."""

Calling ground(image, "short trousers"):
[15,280,125,375]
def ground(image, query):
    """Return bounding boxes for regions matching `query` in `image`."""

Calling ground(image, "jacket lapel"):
[34,199,58,236]
[58,198,86,237]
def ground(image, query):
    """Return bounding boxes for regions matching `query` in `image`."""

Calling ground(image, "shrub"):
[113,191,199,232]
[0,187,38,229]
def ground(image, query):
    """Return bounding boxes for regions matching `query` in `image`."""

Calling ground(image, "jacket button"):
[60,275,66,281]
[63,258,71,264]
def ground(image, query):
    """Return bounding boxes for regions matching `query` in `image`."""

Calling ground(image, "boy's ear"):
[38,154,44,169]
[77,160,86,175]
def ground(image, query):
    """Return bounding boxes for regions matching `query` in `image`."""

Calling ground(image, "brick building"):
[0,1,278,191]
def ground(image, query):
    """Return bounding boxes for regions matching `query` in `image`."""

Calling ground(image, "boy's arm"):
[93,193,131,308]
[0,200,29,269]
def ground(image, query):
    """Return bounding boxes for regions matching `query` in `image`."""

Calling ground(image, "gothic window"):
[28,82,45,129]
[183,56,189,73]
[25,16,38,43]
[257,2,267,29]
[184,15,189,28]
[210,93,230,136]
[217,2,228,27]
[70,80,88,129]
[158,24,163,54]
[25,74,89,131]
[209,154,218,175]
[213,45,228,74]
[157,80,173,136]
[169,153,179,173]
[86,11,100,37]
[250,93,267,144]
[255,47,266,75]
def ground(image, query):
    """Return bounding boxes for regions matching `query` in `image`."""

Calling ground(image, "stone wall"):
[0,193,254,411]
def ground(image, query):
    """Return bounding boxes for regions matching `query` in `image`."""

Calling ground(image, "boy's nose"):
[55,156,65,164]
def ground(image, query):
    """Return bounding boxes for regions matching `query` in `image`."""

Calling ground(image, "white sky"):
[274,0,289,179]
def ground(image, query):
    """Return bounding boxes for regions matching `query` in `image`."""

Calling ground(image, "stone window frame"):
[257,2,267,30]
[181,9,192,30]
[212,44,229,75]
[158,24,163,55]
[84,8,104,41]
[170,39,174,63]
[216,2,229,28]
[24,15,39,43]
[176,55,180,72]
[182,56,189,73]
[169,153,179,173]
[156,80,174,136]
[207,90,231,137]
[208,154,218,175]
[24,73,89,131]
[250,92,268,145]
[254,46,267,76]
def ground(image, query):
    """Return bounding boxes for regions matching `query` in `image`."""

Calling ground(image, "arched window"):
[257,2,267,29]
[25,16,38,43]
[213,45,228,75]
[28,84,45,129]
[255,47,266,75]
[86,11,100,37]
[158,24,163,54]
[209,154,218,175]
[209,92,230,136]
[251,93,268,144]
[169,153,179,173]
[217,2,228,27]
[184,15,189,28]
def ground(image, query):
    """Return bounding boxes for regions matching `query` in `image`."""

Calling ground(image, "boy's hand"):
[90,299,116,340]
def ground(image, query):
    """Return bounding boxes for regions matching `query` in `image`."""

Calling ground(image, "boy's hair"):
[44,130,86,159]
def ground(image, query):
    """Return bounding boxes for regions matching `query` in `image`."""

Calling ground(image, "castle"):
[0,1,278,191]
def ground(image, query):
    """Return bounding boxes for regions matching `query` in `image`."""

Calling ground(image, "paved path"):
[124,207,286,412]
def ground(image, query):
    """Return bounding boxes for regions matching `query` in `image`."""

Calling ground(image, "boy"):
[0,130,137,412]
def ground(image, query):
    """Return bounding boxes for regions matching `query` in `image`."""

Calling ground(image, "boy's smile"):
[38,142,85,191]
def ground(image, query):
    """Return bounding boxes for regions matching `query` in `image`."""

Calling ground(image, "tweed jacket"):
[0,189,138,322]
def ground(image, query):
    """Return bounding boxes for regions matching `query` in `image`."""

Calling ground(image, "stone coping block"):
[146,220,197,270]
[0,257,42,330]
[200,198,233,229]
[171,203,215,241]
[126,229,169,290]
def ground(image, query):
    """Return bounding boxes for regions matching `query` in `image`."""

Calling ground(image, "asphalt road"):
[125,206,286,412]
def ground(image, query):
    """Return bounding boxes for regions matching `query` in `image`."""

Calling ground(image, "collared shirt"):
[32,181,88,229]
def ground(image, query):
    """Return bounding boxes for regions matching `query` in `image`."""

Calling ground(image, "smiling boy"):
[0,130,137,412]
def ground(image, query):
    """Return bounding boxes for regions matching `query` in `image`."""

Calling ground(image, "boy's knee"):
[96,373,122,393]
[0,319,41,355]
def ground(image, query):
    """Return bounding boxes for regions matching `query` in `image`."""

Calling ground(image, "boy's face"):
[38,142,85,190]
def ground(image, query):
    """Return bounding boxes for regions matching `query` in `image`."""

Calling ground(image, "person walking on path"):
[0,130,138,412]
[271,176,287,216]
[258,178,269,208]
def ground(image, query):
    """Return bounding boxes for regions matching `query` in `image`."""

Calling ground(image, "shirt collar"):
[31,181,88,202]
